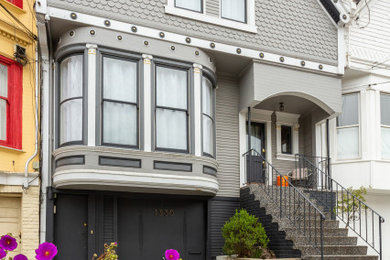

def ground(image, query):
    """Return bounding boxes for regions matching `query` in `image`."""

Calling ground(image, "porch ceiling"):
[254,95,323,116]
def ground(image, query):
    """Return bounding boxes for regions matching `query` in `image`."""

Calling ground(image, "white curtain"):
[60,56,83,101]
[60,99,83,144]
[156,108,187,150]
[175,0,202,12]
[338,93,358,126]
[103,102,137,146]
[381,93,390,126]
[337,127,359,159]
[203,116,214,155]
[221,0,246,22]
[103,57,137,103]
[0,99,6,141]
[202,77,213,117]
[246,124,263,153]
[0,63,8,98]
[382,127,390,159]
[156,66,187,109]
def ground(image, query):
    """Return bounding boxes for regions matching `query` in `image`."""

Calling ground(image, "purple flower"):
[0,247,6,259]
[0,235,18,251]
[35,242,57,260]
[14,254,28,260]
[165,249,180,260]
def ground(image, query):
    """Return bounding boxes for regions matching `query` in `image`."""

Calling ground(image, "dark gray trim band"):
[203,165,217,176]
[153,160,192,172]
[99,156,141,168]
[55,155,85,168]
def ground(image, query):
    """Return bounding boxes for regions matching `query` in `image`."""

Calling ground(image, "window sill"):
[276,153,295,161]
[164,5,257,33]
[0,0,25,14]
[0,145,25,153]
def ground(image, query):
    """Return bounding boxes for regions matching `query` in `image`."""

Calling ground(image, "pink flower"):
[0,235,18,251]
[0,247,6,259]
[14,254,28,260]
[35,242,57,260]
[165,249,180,260]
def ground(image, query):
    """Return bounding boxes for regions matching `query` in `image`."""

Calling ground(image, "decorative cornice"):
[0,19,33,46]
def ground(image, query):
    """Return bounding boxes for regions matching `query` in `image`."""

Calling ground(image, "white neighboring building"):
[326,0,390,259]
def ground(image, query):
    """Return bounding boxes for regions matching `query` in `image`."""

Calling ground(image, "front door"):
[246,122,266,183]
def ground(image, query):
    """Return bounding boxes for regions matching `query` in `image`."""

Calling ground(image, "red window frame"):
[6,0,23,9]
[0,55,23,149]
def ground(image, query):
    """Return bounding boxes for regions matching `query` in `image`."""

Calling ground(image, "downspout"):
[24,46,39,189]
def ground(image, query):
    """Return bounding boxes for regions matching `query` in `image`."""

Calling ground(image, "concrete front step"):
[290,236,357,246]
[303,255,378,260]
[298,245,367,255]
[283,227,348,236]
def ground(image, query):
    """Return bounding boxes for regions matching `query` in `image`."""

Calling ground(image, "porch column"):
[86,44,97,146]
[193,64,202,156]
[142,54,153,152]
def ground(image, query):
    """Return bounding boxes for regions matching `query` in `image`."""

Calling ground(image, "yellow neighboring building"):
[0,0,39,258]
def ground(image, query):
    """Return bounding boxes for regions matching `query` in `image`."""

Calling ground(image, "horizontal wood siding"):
[206,0,219,17]
[216,76,240,198]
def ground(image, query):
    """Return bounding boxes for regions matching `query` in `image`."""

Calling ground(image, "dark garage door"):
[53,193,206,260]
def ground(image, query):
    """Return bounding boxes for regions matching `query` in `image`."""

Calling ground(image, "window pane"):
[60,99,82,144]
[382,127,390,159]
[337,93,359,126]
[381,93,390,126]
[281,125,292,154]
[60,55,83,101]
[246,123,264,153]
[103,57,137,103]
[175,0,202,12]
[202,77,213,117]
[203,116,214,156]
[103,102,137,146]
[221,0,246,22]
[0,64,7,98]
[0,99,6,140]
[156,108,187,150]
[156,66,187,109]
[337,127,359,159]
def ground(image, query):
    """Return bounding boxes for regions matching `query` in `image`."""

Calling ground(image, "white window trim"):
[165,0,257,33]
[336,91,361,161]
[275,112,300,161]
[380,91,390,160]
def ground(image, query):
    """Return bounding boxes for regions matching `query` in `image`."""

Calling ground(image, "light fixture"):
[279,102,285,111]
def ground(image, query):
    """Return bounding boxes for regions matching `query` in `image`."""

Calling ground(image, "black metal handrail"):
[243,149,325,259]
[295,154,385,260]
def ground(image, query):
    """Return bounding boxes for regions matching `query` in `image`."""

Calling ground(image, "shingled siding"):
[215,76,240,198]
[47,0,338,65]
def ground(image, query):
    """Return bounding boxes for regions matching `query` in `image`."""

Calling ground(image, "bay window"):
[102,57,138,147]
[221,0,246,23]
[175,0,202,12]
[381,93,390,159]
[202,76,215,157]
[59,55,83,146]
[337,93,359,159]
[155,66,188,152]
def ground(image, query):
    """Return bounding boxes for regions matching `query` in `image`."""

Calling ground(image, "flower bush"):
[0,234,57,260]
[92,242,118,260]
[222,209,269,258]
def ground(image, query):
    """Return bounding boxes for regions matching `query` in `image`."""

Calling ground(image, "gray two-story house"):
[35,0,384,259]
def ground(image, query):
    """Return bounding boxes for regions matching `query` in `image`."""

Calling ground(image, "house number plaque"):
[154,209,175,216]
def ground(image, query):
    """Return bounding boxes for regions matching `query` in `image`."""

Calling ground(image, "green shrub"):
[222,209,269,258]
[336,186,368,227]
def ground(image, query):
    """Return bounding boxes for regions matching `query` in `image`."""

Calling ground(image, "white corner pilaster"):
[293,123,300,155]
[142,54,153,152]
[86,44,97,146]
[193,63,203,157]
[276,123,282,155]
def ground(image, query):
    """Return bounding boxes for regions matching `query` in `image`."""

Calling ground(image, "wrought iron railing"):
[243,149,325,259]
[295,154,385,260]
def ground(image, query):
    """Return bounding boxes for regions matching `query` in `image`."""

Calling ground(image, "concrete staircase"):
[241,184,378,260]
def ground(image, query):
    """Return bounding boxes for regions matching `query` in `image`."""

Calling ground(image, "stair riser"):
[284,228,348,236]
[291,236,357,245]
[301,246,367,256]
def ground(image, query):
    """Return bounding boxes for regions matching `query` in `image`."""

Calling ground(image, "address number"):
[154,209,175,216]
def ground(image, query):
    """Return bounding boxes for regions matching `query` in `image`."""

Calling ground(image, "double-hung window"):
[59,55,83,146]
[202,76,215,157]
[380,93,390,159]
[155,65,188,152]
[0,56,22,149]
[102,57,138,147]
[281,125,292,154]
[337,93,359,159]
[221,0,246,23]
[175,0,202,12]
